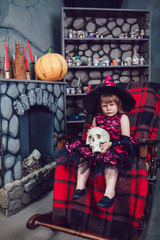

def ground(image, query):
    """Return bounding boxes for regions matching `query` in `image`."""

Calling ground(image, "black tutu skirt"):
[57,138,136,174]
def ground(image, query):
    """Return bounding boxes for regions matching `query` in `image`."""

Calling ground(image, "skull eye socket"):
[88,135,94,142]
[97,134,101,139]
[89,136,92,140]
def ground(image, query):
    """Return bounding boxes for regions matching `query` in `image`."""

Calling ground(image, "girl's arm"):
[120,114,130,137]
[101,142,112,153]
[92,117,97,127]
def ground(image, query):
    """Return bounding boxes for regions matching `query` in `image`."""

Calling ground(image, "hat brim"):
[83,85,136,115]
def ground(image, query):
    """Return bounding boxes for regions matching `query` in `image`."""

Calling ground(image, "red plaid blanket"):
[52,160,147,239]
[52,82,160,240]
[118,82,160,139]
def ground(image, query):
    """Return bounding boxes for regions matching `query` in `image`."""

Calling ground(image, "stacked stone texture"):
[64,14,149,123]
[0,80,65,215]
[0,162,55,216]
[65,15,149,84]
[0,80,65,188]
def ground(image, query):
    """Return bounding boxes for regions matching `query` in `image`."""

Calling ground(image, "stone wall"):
[0,79,65,216]
[0,162,55,216]
[0,79,65,187]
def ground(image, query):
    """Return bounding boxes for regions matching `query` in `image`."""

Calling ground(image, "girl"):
[58,77,136,209]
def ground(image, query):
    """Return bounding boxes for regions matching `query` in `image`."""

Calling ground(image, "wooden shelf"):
[64,38,149,43]
[67,120,85,124]
[66,93,87,96]
[68,65,149,69]
[63,7,150,18]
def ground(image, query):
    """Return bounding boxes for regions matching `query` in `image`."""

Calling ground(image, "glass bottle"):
[65,50,70,61]
[66,50,72,66]
[76,77,82,93]
[0,57,4,78]
[73,45,79,58]
[72,45,80,66]
[140,30,145,39]
[132,51,140,65]
[68,29,73,38]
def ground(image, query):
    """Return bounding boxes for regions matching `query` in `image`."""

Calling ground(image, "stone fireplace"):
[0,79,66,216]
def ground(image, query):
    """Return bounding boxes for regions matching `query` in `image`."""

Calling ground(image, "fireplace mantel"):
[0,78,67,84]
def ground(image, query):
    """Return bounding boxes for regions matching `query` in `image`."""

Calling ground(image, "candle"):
[27,40,34,63]
[24,47,29,70]
[112,59,117,66]
[5,43,9,69]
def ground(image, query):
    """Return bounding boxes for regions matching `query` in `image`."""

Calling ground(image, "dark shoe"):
[97,196,115,209]
[71,189,86,200]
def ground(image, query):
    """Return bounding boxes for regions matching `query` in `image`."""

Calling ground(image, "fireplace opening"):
[20,105,54,175]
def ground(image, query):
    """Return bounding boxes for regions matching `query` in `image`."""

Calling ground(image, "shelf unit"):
[61,7,151,135]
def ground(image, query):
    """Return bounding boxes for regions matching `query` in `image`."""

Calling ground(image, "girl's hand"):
[100,142,112,154]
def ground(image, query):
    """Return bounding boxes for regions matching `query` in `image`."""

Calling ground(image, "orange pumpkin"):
[35,53,68,81]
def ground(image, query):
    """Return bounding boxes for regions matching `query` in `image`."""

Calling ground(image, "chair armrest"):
[53,134,73,140]
[136,139,160,144]
[136,138,160,182]
[53,134,76,150]
[136,139,160,158]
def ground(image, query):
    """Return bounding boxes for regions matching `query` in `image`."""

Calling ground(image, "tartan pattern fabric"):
[52,82,160,239]
[118,82,160,140]
[52,159,148,240]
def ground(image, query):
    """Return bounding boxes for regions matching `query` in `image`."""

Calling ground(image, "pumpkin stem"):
[48,48,51,53]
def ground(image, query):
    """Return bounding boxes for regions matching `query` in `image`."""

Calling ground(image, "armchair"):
[27,82,160,240]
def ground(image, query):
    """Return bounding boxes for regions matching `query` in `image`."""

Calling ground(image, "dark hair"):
[97,94,123,113]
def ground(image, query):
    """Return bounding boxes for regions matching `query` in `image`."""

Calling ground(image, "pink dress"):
[58,113,135,173]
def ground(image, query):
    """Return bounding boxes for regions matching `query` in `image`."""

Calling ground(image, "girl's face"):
[101,100,118,117]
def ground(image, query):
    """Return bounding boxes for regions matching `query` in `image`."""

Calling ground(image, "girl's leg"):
[71,163,90,200]
[97,167,118,208]
[76,165,90,190]
[104,167,118,198]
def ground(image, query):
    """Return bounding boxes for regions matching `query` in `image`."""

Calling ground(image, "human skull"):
[23,149,41,168]
[86,127,110,153]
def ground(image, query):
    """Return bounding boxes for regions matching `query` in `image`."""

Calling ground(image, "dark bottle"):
[73,45,79,57]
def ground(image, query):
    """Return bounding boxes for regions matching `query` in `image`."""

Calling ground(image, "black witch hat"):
[83,76,136,115]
